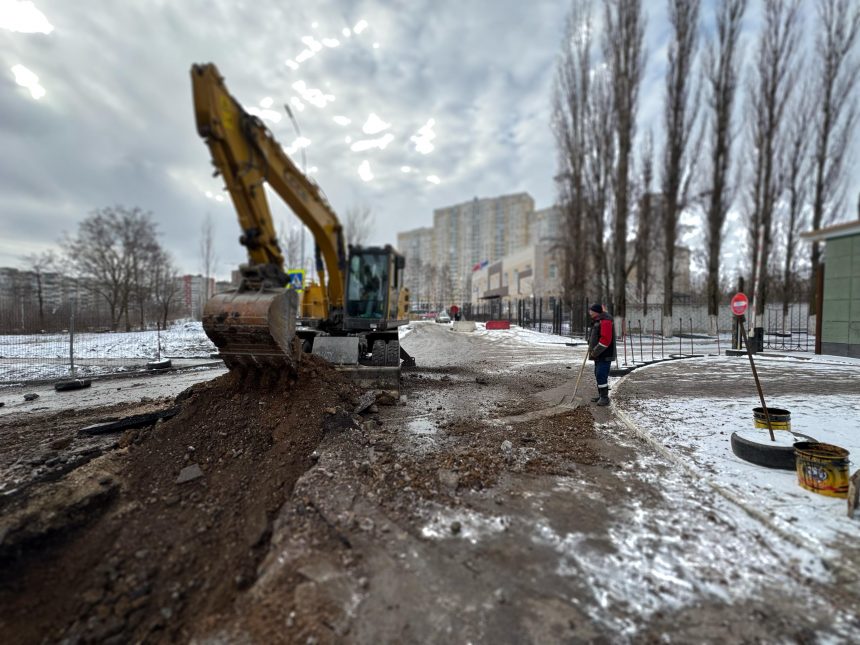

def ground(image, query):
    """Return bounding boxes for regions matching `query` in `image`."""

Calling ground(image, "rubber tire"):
[371,341,386,367]
[54,379,92,392]
[385,340,400,366]
[730,431,817,471]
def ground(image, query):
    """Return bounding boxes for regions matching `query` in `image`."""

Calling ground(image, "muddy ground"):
[1,322,858,643]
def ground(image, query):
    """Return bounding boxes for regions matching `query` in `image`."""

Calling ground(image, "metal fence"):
[0,321,216,385]
[426,296,816,352]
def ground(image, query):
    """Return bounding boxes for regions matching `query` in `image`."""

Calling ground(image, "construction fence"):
[0,321,216,385]
[449,296,815,352]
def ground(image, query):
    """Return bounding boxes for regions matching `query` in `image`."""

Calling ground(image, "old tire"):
[371,341,386,367]
[730,431,817,471]
[385,340,400,366]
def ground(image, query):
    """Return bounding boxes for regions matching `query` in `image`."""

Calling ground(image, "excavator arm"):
[192,62,346,309]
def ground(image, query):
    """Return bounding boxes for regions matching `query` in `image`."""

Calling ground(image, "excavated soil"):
[0,355,361,644]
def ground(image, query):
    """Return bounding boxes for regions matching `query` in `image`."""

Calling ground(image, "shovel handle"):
[571,347,590,401]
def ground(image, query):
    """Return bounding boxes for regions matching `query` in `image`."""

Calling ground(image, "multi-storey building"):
[396,226,433,306]
[176,274,215,320]
[428,193,535,302]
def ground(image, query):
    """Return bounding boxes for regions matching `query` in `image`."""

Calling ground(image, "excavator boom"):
[192,63,346,369]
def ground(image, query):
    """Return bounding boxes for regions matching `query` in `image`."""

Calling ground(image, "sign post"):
[731,292,774,441]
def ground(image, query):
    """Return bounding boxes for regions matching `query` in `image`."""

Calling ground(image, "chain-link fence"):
[0,321,216,385]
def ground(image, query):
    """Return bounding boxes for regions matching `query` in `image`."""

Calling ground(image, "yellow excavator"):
[191,63,414,389]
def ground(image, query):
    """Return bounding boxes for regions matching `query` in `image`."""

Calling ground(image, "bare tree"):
[151,249,181,329]
[635,130,656,315]
[124,212,161,330]
[279,222,303,268]
[780,84,813,322]
[63,206,158,331]
[703,0,747,333]
[552,1,593,308]
[662,0,702,335]
[808,0,860,308]
[22,250,58,330]
[745,0,802,320]
[585,67,616,302]
[343,204,375,248]
[200,213,217,304]
[605,0,646,321]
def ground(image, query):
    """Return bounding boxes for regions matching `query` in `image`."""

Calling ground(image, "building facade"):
[437,193,534,300]
[803,219,860,357]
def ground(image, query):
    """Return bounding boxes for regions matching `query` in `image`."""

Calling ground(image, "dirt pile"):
[0,355,361,644]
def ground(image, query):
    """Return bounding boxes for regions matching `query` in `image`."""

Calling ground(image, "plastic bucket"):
[794,442,850,498]
[753,407,791,431]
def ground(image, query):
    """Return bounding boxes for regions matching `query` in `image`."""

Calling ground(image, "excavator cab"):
[344,245,408,331]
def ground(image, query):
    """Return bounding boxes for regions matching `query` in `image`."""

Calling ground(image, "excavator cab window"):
[346,252,388,319]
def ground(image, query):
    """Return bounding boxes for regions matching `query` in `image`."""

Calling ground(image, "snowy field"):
[614,354,860,560]
[0,321,216,384]
[432,320,859,559]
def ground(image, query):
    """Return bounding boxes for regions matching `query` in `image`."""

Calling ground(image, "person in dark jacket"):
[587,303,616,406]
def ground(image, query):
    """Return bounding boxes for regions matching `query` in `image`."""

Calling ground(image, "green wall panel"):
[823,321,849,343]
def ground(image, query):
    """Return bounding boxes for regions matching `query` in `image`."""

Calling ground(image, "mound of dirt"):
[0,355,361,644]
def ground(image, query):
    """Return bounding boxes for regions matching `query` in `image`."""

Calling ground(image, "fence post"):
[638,319,644,363]
[678,317,683,356]
[69,292,76,377]
[539,298,543,333]
[689,318,694,356]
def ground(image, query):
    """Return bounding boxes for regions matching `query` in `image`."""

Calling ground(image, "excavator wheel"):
[371,340,387,367]
[385,340,400,367]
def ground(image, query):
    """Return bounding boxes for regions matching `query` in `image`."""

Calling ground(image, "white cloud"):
[410,119,436,154]
[353,20,368,34]
[283,137,311,155]
[426,175,441,185]
[362,113,390,135]
[10,63,45,98]
[245,106,281,123]
[358,160,374,182]
[0,0,53,34]
[350,133,394,152]
[291,80,335,108]
[332,115,351,126]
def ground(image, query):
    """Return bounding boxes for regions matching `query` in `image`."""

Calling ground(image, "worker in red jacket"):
[587,303,616,406]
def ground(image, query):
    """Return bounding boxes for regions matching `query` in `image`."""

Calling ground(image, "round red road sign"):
[730,292,749,316]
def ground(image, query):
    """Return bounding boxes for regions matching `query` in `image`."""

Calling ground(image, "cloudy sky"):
[1,0,858,280]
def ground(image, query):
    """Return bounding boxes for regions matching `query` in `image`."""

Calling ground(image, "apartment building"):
[396,226,433,302]
[177,274,215,320]
[429,193,535,301]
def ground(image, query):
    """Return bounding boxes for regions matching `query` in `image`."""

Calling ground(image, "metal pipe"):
[738,316,775,441]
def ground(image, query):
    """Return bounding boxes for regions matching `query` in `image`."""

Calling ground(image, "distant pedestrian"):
[587,303,616,406]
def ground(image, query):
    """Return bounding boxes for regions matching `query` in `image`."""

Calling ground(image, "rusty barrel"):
[794,441,850,498]
[753,407,791,432]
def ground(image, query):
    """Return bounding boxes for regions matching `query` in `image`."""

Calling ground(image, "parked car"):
[435,312,451,323]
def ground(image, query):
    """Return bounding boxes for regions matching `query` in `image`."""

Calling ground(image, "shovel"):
[560,347,590,408]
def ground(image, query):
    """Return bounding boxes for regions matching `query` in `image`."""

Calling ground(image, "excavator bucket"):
[202,289,299,371]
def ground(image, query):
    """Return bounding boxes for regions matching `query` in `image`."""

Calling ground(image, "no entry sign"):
[731,292,749,316]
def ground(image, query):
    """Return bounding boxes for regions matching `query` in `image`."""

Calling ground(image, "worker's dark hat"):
[589,303,603,313]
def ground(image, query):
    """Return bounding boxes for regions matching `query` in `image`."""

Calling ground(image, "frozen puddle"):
[406,417,438,435]
[420,506,511,544]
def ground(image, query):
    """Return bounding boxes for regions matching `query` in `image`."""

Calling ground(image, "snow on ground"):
[616,356,860,556]
[0,321,216,383]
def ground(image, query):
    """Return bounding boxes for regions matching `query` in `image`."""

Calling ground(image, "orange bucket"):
[794,442,850,498]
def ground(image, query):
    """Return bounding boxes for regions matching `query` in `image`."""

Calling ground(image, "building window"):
[549,263,557,279]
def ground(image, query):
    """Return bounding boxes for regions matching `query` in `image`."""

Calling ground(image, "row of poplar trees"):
[553,0,860,334]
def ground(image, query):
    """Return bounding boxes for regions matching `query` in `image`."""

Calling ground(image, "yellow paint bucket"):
[794,442,850,499]
[753,407,791,431]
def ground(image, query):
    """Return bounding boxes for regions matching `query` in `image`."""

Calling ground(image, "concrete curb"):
[610,370,860,587]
